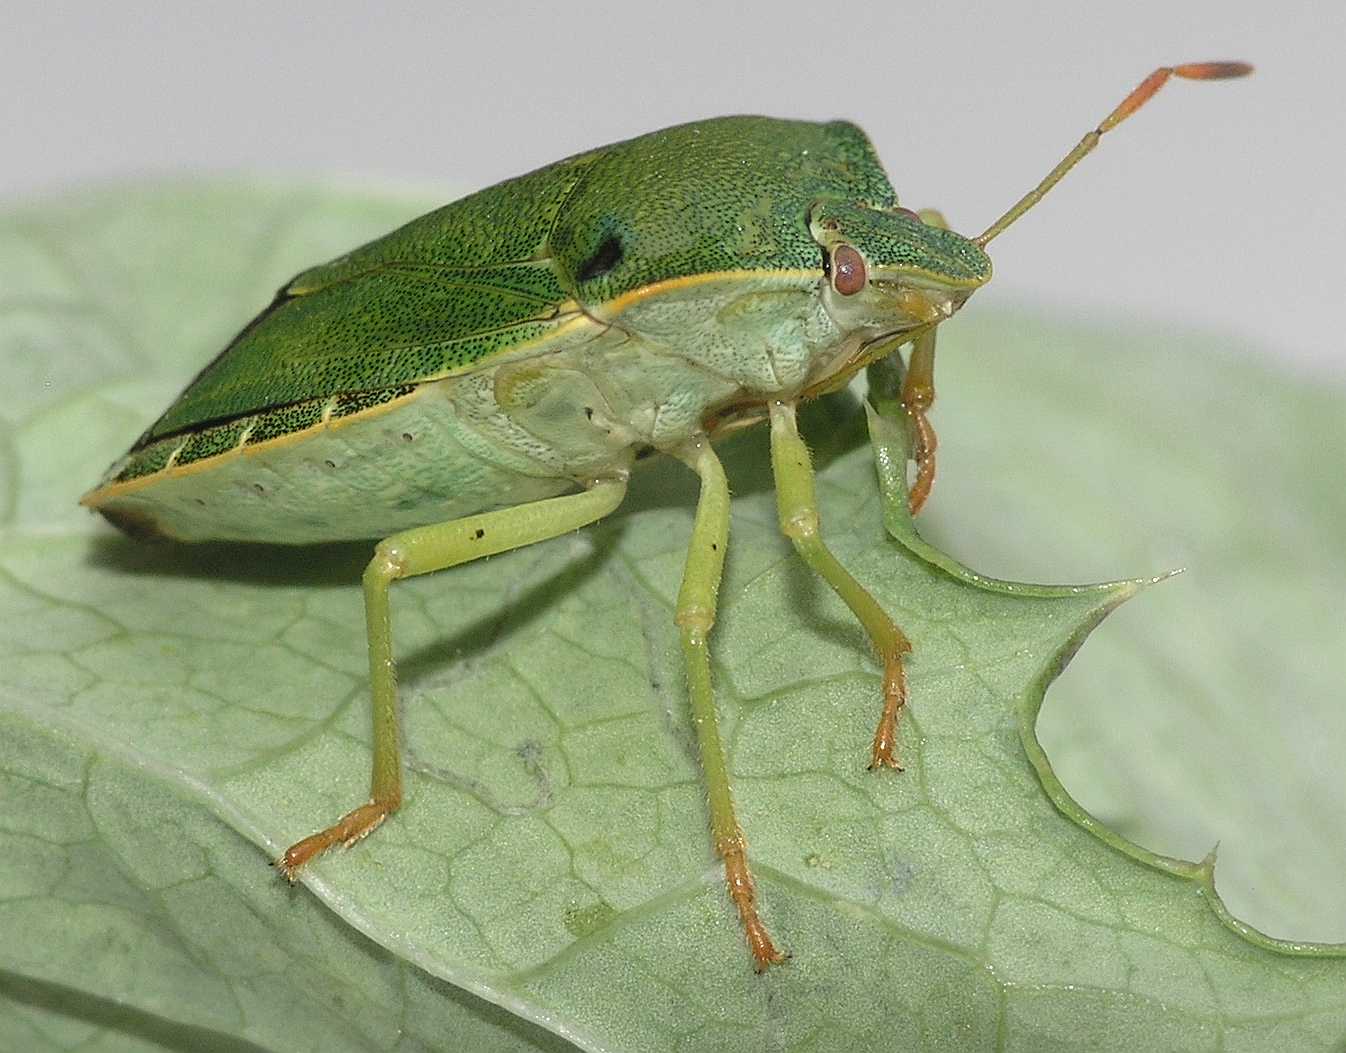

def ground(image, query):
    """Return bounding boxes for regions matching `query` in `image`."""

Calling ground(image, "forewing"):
[141,153,597,443]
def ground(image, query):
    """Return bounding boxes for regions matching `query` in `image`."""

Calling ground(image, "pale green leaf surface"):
[1,184,1344,1053]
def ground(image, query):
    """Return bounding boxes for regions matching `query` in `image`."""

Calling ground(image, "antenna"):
[974,62,1252,248]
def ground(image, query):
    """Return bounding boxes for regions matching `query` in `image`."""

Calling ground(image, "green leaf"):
[2,184,1343,1052]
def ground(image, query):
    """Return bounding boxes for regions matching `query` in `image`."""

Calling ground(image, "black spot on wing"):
[577,236,623,282]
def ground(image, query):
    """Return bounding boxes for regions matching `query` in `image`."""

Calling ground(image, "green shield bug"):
[82,61,1251,971]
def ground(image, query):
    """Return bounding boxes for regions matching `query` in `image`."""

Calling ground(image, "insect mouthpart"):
[872,280,972,326]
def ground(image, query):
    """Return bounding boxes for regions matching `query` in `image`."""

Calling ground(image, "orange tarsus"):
[868,643,911,772]
[906,410,938,517]
[901,346,938,516]
[719,832,789,971]
[276,797,401,880]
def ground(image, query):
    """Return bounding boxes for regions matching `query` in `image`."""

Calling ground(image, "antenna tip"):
[1173,61,1254,80]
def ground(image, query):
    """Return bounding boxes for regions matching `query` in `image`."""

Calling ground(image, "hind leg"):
[278,478,628,877]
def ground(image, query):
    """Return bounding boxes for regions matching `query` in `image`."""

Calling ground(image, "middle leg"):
[768,401,913,770]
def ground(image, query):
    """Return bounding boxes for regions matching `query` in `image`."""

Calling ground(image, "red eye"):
[832,245,867,296]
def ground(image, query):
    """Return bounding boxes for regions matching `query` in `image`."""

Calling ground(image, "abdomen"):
[83,380,596,544]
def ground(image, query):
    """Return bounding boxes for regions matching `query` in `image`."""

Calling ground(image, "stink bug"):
[83,62,1251,969]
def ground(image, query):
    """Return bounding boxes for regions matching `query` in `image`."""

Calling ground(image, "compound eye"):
[893,207,922,222]
[831,244,867,296]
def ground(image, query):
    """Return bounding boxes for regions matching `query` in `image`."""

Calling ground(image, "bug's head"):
[808,201,991,338]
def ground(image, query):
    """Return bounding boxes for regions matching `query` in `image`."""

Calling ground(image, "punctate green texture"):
[3,183,1346,1052]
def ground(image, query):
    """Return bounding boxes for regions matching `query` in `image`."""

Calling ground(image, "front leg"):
[900,329,938,516]
[864,310,938,519]
[868,206,951,518]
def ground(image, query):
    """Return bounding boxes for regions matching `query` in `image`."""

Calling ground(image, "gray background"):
[2,0,1343,376]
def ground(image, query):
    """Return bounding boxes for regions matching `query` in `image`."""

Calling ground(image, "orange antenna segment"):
[974,61,1253,248]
